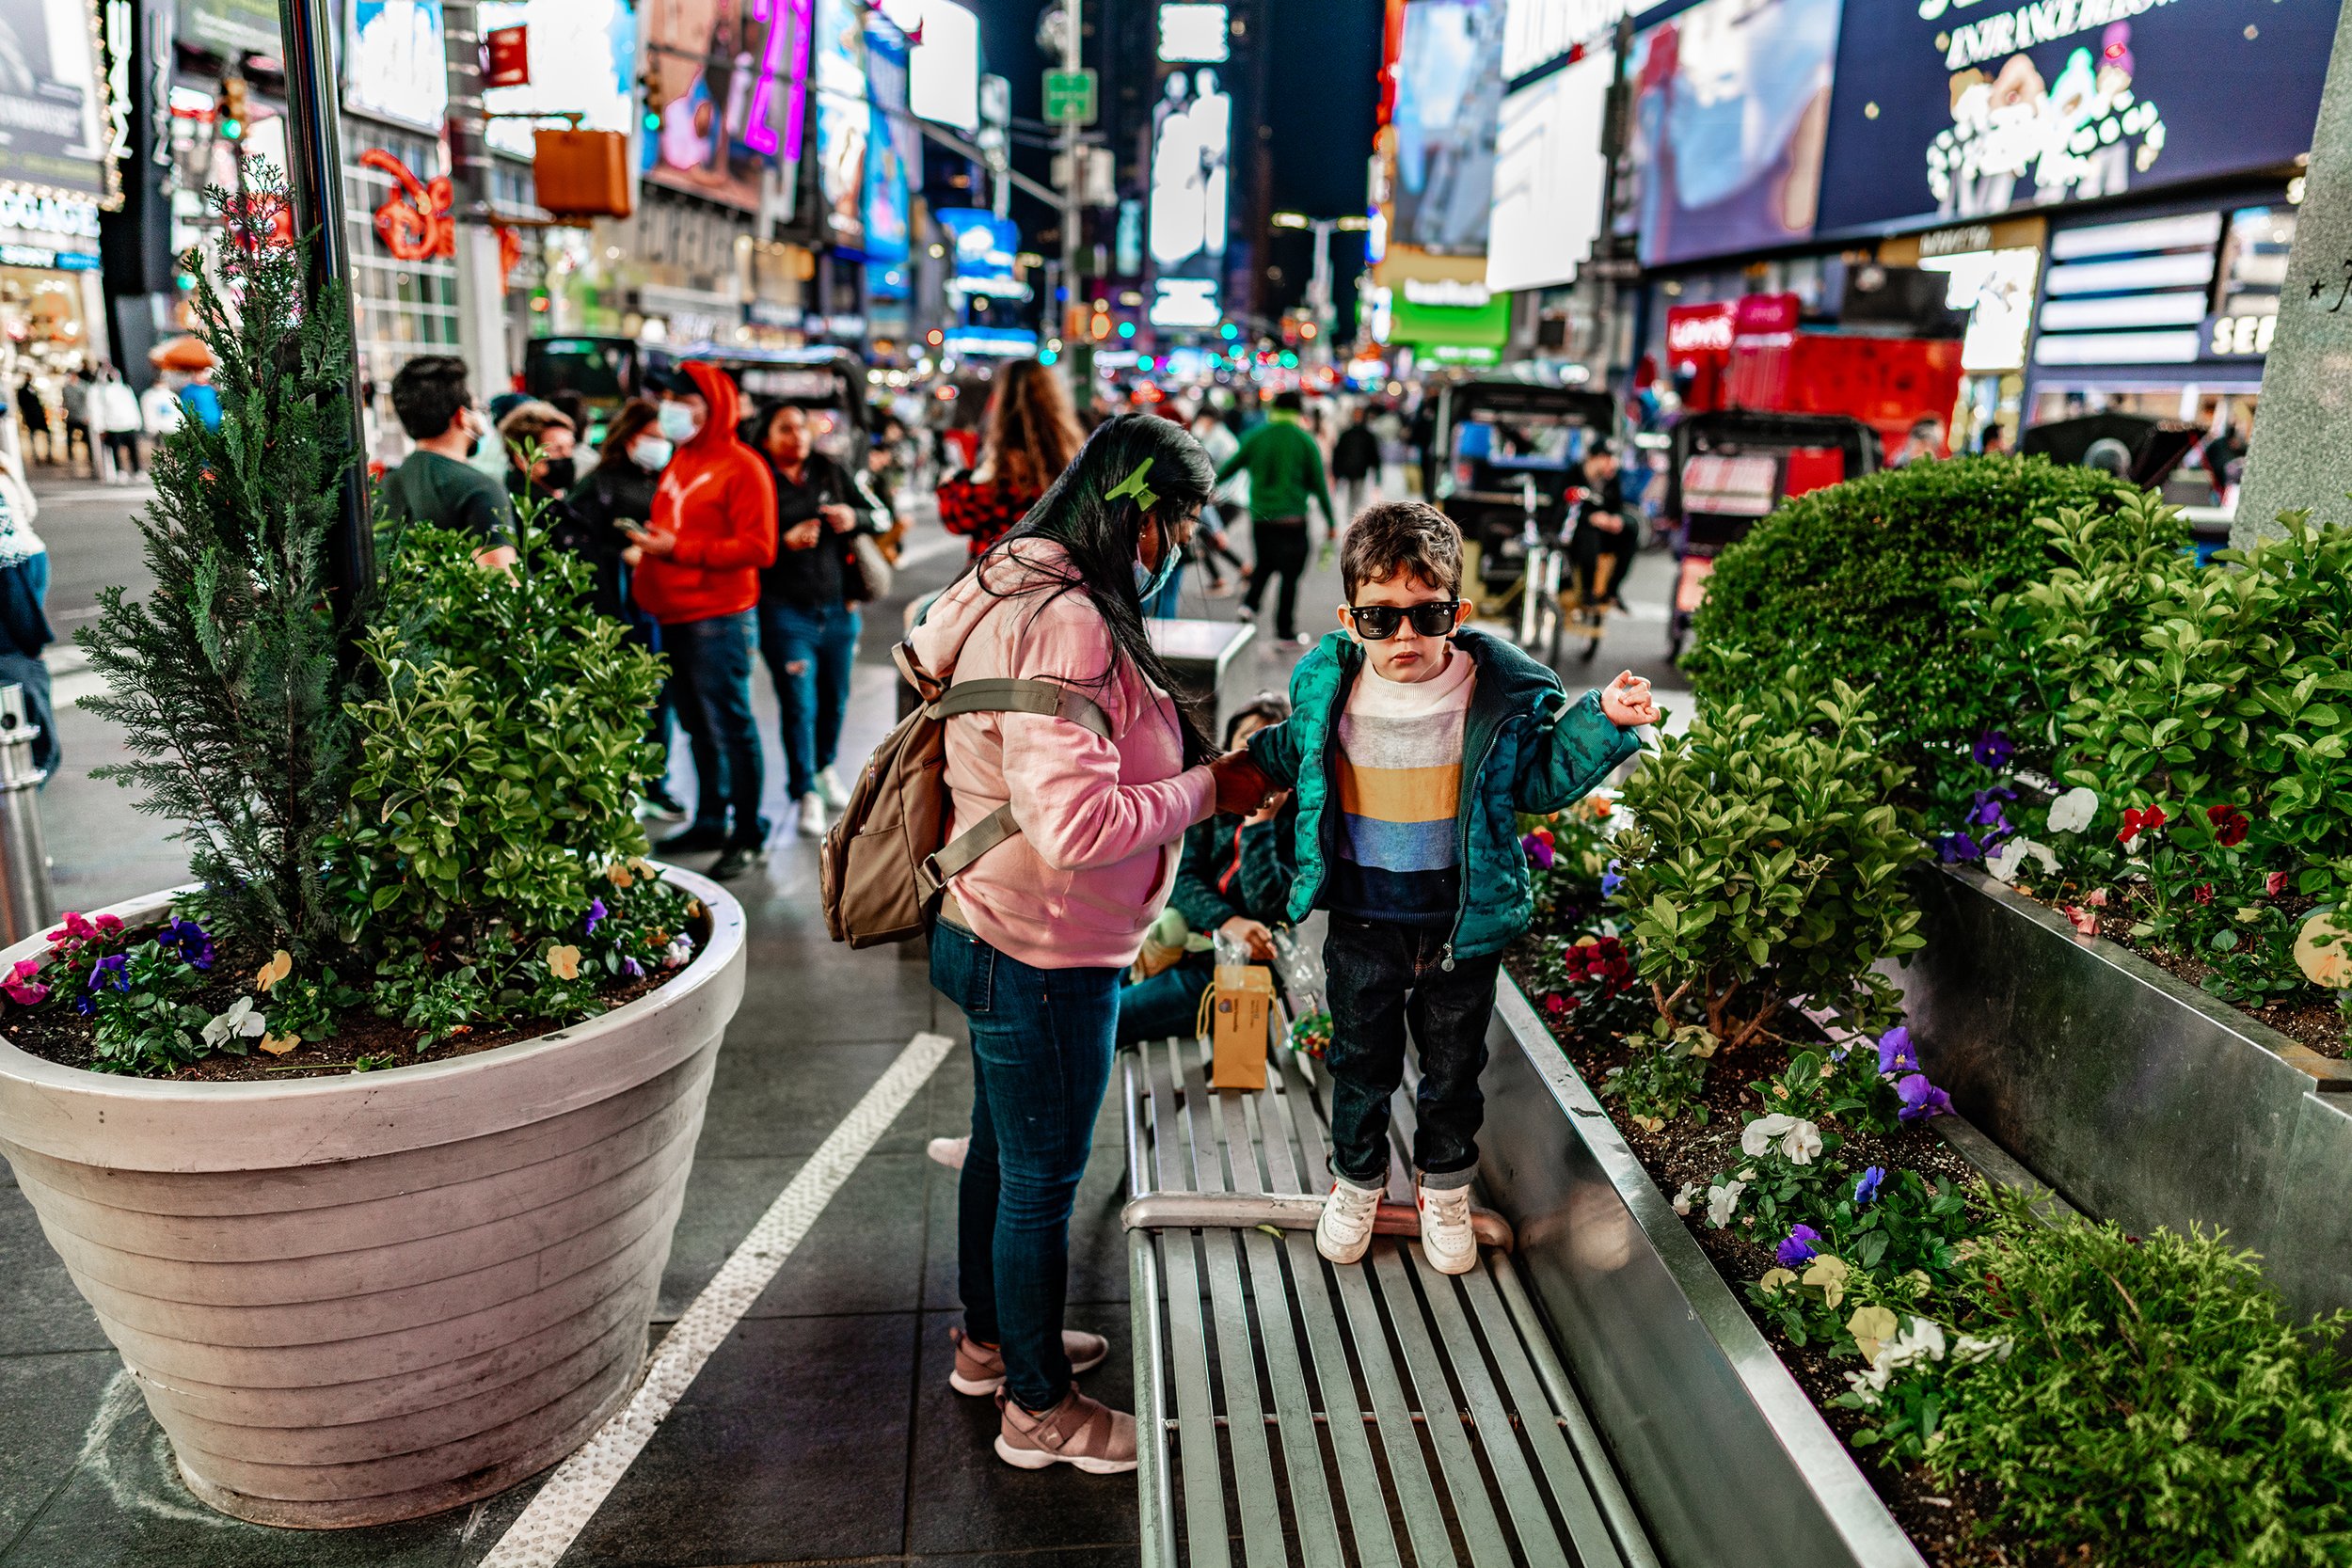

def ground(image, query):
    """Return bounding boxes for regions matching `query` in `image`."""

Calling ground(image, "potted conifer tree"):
[0,189,747,1526]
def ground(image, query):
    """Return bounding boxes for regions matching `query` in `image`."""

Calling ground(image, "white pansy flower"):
[1740,1113,1797,1159]
[662,936,694,970]
[201,995,267,1049]
[1671,1181,1700,1216]
[1779,1117,1824,1165]
[1986,836,2059,885]
[2045,786,2098,834]
[1705,1178,1746,1228]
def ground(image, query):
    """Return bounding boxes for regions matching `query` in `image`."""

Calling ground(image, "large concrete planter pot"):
[0,867,746,1528]
[1883,863,2352,1326]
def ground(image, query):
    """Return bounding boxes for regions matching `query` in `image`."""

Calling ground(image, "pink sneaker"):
[949,1325,1110,1396]
[993,1386,1138,1474]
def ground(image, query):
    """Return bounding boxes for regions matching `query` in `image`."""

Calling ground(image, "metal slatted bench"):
[1119,1033,1661,1568]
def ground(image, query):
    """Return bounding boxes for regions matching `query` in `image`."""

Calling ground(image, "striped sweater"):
[1331,648,1475,925]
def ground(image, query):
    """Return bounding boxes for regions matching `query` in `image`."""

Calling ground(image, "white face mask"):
[628,436,674,471]
[656,402,702,444]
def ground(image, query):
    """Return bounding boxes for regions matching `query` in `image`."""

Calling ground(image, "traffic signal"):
[639,68,661,133]
[218,76,248,141]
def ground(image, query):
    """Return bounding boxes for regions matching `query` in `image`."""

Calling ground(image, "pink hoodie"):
[911,540,1215,970]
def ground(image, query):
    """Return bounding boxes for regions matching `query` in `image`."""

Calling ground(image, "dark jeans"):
[931,920,1120,1414]
[1324,915,1502,1190]
[664,610,765,845]
[1244,516,1311,639]
[1116,953,1212,1045]
[1570,519,1637,606]
[758,597,860,799]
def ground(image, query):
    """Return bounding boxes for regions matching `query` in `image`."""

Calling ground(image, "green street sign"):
[1044,68,1098,125]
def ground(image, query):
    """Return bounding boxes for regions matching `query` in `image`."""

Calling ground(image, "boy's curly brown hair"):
[1340,501,1464,600]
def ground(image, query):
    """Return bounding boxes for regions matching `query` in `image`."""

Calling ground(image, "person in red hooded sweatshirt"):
[623,363,780,880]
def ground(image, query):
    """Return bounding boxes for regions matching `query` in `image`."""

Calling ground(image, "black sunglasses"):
[1345,600,1462,641]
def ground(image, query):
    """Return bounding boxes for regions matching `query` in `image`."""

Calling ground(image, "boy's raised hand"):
[1600,671,1659,728]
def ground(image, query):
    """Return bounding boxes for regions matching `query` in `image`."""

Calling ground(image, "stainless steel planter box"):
[1479,979,1926,1568]
[1884,864,2352,1326]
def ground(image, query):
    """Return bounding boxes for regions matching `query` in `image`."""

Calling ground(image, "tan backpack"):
[819,642,1112,948]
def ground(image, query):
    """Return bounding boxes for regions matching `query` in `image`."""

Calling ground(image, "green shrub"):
[81,181,358,954]
[1613,680,1925,1052]
[1683,456,2134,788]
[326,496,682,1032]
[1850,1189,2352,1566]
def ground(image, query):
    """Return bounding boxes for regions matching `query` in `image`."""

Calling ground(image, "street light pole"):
[275,0,374,621]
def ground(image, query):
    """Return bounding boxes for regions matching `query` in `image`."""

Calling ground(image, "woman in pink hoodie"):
[913,415,1268,1474]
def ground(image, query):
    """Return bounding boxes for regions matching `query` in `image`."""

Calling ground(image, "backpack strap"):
[914,676,1115,899]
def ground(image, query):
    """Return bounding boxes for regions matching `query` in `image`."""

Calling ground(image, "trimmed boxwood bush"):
[1681,456,2134,784]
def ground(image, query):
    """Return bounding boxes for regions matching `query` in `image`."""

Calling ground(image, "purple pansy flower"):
[1967,786,2017,834]
[157,915,215,971]
[1896,1073,1954,1122]
[87,954,128,993]
[586,897,609,936]
[1600,859,1624,897]
[1519,832,1555,869]
[1973,730,2015,770]
[1775,1224,1822,1268]
[622,957,644,979]
[1854,1166,1885,1205]
[1877,1025,1918,1076]
[1935,832,1983,864]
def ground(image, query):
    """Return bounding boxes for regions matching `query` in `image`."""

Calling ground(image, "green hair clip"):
[1105,456,1160,514]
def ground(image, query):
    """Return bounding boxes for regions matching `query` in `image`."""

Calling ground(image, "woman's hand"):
[1209,749,1272,816]
[623,525,679,558]
[1600,671,1659,727]
[1219,916,1277,963]
[820,502,857,533]
[782,517,824,550]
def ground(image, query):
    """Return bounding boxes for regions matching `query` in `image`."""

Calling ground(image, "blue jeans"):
[663,610,765,844]
[1324,915,1502,1191]
[930,920,1119,1413]
[758,598,860,800]
[1116,954,1212,1045]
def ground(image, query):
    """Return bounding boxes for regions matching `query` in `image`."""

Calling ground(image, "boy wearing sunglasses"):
[1245,502,1659,1274]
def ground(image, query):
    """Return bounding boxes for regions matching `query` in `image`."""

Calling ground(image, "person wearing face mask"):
[380,355,512,545]
[498,399,580,515]
[564,397,687,817]
[754,402,888,840]
[625,364,779,880]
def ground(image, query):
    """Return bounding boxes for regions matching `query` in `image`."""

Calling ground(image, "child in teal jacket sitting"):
[1245,501,1657,1274]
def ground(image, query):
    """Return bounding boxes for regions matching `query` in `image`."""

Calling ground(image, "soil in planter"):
[1515,957,2036,1568]
[4,910,710,1083]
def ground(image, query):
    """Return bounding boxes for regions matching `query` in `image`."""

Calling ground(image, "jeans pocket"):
[930,922,994,1015]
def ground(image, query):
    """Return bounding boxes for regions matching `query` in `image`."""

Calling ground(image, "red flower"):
[1544,992,1568,1018]
[2267,870,2290,897]
[2205,803,2250,848]
[2118,804,2169,848]
[2192,882,2215,906]
[2062,905,2099,937]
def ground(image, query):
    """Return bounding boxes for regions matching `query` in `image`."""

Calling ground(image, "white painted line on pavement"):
[477,1029,955,1568]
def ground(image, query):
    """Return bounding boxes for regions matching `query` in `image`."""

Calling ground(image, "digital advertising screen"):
[1390,0,1507,254]
[1487,47,1610,292]
[939,207,1020,293]
[860,14,914,263]
[1815,0,2341,234]
[0,0,107,200]
[907,0,978,132]
[1623,0,1843,268]
[641,0,796,212]
[1148,62,1231,322]
[344,0,450,131]
[178,0,278,56]
[480,0,637,160]
[814,0,870,247]
[1502,0,1631,83]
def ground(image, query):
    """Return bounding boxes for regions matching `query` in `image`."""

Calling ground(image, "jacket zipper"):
[1440,697,1510,972]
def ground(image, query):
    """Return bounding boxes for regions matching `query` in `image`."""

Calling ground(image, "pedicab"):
[1429,376,1619,662]
[1663,410,1879,662]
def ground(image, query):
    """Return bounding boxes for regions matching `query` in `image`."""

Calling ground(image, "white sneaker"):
[1418,1183,1478,1275]
[815,764,850,811]
[927,1135,969,1170]
[797,791,828,838]
[1315,1178,1383,1266]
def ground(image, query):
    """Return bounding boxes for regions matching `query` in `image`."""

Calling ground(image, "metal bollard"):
[0,683,56,944]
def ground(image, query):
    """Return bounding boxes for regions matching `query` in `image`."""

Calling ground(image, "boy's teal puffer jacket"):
[1247,627,1641,964]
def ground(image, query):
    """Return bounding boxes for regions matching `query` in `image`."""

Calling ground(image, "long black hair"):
[966,413,1219,765]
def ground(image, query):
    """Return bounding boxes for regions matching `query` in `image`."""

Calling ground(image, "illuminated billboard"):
[1148,64,1229,325]
[1622,0,1842,267]
[1159,3,1230,62]
[1389,0,1505,255]
[814,0,869,246]
[908,0,978,132]
[480,0,637,160]
[1815,0,2339,233]
[0,0,109,201]
[862,14,913,262]
[344,0,449,131]
[1501,0,1629,84]
[642,0,799,213]
[1487,46,1608,292]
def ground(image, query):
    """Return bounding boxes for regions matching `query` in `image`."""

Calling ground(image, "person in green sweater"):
[1115,695,1299,1045]
[1216,389,1339,645]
